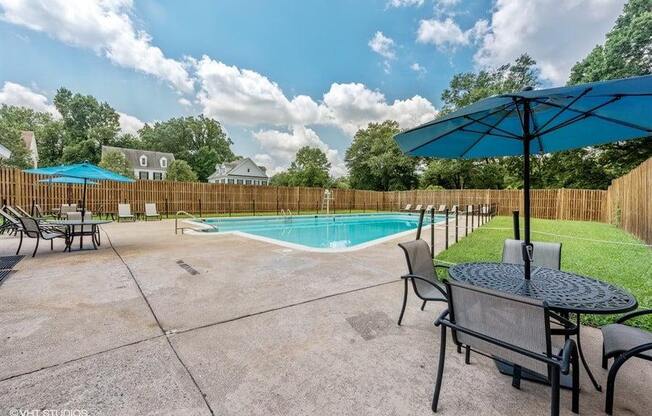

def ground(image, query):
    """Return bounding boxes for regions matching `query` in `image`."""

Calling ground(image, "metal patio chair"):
[601,309,652,415]
[432,280,579,416]
[397,239,448,326]
[0,209,21,236]
[502,239,562,270]
[17,217,68,257]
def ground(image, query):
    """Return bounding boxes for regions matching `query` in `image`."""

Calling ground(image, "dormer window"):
[139,155,148,167]
[160,157,168,168]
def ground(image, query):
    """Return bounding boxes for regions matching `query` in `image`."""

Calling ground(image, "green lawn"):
[436,216,652,330]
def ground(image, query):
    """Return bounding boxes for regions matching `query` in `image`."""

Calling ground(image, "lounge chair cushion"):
[602,324,652,359]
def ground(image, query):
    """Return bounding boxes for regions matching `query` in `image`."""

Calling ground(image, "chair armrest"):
[400,274,448,298]
[434,309,449,327]
[616,309,652,324]
[559,339,577,375]
[548,311,578,335]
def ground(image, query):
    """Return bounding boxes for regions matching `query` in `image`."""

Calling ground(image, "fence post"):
[445,208,449,249]
[471,205,475,231]
[199,199,202,218]
[455,209,459,243]
[252,199,256,216]
[363,202,366,213]
[465,206,469,236]
[276,195,279,216]
[30,199,35,216]
[430,208,435,259]
[229,200,232,217]
[513,210,520,240]
[165,197,169,219]
[297,198,300,215]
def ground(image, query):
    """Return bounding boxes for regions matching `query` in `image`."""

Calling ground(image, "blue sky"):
[0,0,626,175]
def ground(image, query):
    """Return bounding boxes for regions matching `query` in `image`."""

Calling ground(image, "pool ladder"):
[174,211,218,234]
[280,209,293,222]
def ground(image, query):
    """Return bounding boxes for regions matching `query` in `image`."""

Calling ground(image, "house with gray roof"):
[208,157,269,185]
[101,145,175,180]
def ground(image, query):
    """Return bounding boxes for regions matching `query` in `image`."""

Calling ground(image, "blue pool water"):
[199,213,441,250]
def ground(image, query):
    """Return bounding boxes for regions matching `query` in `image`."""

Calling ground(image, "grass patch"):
[436,216,652,330]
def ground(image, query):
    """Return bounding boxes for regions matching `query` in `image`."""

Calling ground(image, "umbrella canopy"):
[26,162,134,183]
[38,177,99,185]
[395,75,652,279]
[26,162,134,218]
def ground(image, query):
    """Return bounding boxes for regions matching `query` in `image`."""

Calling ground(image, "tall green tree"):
[139,115,235,181]
[53,87,121,164]
[165,159,198,182]
[287,146,331,187]
[99,149,133,178]
[424,54,540,189]
[346,120,418,191]
[568,0,652,179]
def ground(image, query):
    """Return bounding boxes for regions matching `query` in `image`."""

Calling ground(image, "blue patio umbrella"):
[26,162,134,218]
[395,75,652,279]
[38,177,99,185]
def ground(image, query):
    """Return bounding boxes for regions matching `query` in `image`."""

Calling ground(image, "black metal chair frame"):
[601,309,652,415]
[397,241,448,326]
[432,281,580,416]
[17,217,69,257]
[0,209,20,235]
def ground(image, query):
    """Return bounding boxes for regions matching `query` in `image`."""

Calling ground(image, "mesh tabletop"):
[448,262,637,314]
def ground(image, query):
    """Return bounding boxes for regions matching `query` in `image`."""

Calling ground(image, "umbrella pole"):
[81,178,87,221]
[522,100,533,279]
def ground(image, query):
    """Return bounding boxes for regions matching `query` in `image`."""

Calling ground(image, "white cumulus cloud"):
[474,0,625,85]
[369,31,396,60]
[320,83,437,135]
[410,62,427,75]
[0,81,59,117]
[387,0,424,7]
[117,111,144,135]
[417,17,488,49]
[253,125,346,177]
[0,0,194,93]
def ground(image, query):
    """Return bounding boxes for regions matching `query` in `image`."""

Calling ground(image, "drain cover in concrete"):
[346,311,394,341]
[176,260,199,275]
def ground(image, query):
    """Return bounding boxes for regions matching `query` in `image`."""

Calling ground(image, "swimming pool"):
[191,213,443,251]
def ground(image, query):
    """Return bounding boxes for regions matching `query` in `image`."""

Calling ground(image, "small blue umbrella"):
[26,162,134,218]
[395,75,652,279]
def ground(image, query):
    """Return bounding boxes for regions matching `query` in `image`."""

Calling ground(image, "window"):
[160,157,167,168]
[245,179,252,185]
[153,172,163,180]
[139,155,148,167]
[247,168,251,172]
[228,179,234,184]
[237,179,243,185]
[139,171,149,180]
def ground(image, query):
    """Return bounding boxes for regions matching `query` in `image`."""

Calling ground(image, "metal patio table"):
[46,219,112,251]
[448,262,637,391]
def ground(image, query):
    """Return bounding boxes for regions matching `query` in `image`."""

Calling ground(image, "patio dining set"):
[392,75,652,415]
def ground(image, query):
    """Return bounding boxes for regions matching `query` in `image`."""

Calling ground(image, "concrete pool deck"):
[0,219,649,415]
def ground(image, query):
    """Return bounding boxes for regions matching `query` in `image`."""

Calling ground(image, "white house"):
[21,131,38,167]
[208,158,269,185]
[0,143,11,160]
[101,145,175,180]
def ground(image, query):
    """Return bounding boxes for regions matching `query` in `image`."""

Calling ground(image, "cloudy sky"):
[0,0,626,176]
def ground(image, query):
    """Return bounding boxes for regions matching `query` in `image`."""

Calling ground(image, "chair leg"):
[572,348,579,414]
[464,345,471,365]
[550,366,560,416]
[50,239,54,250]
[397,278,408,326]
[32,236,40,258]
[602,345,608,369]
[512,365,521,389]
[16,231,23,255]
[432,325,447,413]
[606,353,629,415]
[421,300,427,311]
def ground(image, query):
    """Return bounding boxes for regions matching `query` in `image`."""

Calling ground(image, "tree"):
[53,87,121,164]
[346,120,418,191]
[568,0,652,180]
[270,171,292,186]
[287,146,331,187]
[99,149,133,178]
[0,105,53,168]
[165,159,197,182]
[139,115,235,181]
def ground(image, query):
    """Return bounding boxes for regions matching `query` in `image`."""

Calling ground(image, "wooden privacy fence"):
[0,156,649,244]
[605,157,651,244]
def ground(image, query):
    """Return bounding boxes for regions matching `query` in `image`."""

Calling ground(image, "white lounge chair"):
[402,204,412,211]
[425,205,434,213]
[117,204,136,222]
[437,205,447,213]
[414,204,423,211]
[144,203,161,221]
